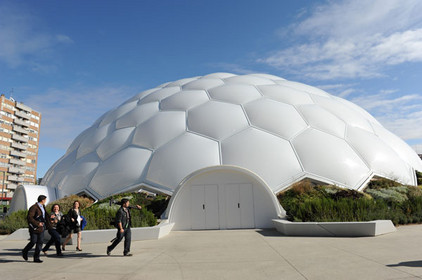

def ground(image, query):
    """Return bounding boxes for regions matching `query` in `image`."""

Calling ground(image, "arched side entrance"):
[166,166,285,230]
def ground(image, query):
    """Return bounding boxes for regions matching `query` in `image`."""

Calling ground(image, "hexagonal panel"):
[202,73,236,79]
[47,150,77,188]
[89,147,152,197]
[275,80,330,97]
[208,84,262,104]
[224,75,275,86]
[99,100,138,127]
[76,123,111,159]
[182,78,224,90]
[138,86,181,105]
[245,99,307,139]
[258,85,314,105]
[160,90,209,111]
[372,124,422,171]
[293,128,370,189]
[333,96,381,126]
[250,73,286,81]
[312,95,374,133]
[188,101,249,140]
[59,152,100,195]
[346,126,414,184]
[96,127,135,160]
[122,88,160,105]
[165,77,198,87]
[115,102,159,129]
[146,132,220,189]
[133,111,186,149]
[297,104,346,138]
[222,127,302,189]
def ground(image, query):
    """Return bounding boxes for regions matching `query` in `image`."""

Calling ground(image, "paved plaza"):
[1,225,422,280]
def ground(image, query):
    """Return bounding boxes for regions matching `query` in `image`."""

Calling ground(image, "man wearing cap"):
[22,195,49,263]
[107,198,141,256]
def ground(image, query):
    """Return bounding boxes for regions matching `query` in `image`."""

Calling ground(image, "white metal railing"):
[8,167,25,174]
[10,150,26,157]
[12,134,28,142]
[11,142,27,150]
[12,125,29,134]
[15,102,31,112]
[9,158,25,166]
[15,110,31,120]
[14,118,30,127]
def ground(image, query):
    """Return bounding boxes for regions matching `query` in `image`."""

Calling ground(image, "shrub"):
[0,192,160,234]
[278,179,422,226]
[0,210,28,234]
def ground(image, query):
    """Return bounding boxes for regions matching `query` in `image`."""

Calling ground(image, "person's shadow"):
[387,260,422,268]
[0,248,106,263]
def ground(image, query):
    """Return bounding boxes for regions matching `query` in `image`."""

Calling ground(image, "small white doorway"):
[167,166,284,231]
[191,184,219,229]
[225,184,254,229]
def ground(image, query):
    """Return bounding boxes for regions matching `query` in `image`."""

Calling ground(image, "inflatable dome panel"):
[132,111,186,149]
[222,128,302,188]
[293,128,370,188]
[187,101,249,140]
[160,90,209,111]
[245,99,307,140]
[208,84,262,104]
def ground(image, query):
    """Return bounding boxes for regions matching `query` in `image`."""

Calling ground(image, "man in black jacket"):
[22,195,49,263]
[107,199,141,256]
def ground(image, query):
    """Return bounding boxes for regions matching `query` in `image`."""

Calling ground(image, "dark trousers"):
[23,230,44,260]
[42,229,62,254]
[108,227,131,254]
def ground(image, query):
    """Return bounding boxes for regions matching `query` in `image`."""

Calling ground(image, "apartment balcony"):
[8,175,24,182]
[9,158,25,166]
[12,125,29,135]
[12,134,28,143]
[10,150,26,158]
[11,142,27,150]
[15,102,31,112]
[15,110,31,120]
[14,118,30,127]
[6,183,17,190]
[8,167,25,174]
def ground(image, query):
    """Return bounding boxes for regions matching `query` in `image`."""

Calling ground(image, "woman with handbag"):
[62,200,83,251]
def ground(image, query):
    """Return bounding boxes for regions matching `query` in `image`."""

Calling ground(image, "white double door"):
[191,183,255,230]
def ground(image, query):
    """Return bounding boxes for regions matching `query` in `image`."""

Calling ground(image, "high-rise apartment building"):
[0,94,41,201]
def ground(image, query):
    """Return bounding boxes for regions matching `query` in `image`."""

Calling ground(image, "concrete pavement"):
[1,225,422,280]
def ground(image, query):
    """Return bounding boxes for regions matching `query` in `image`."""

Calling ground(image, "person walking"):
[106,199,141,256]
[62,200,83,251]
[22,195,49,263]
[42,204,64,256]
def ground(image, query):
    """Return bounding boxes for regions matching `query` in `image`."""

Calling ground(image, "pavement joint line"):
[257,233,309,280]
[327,244,421,279]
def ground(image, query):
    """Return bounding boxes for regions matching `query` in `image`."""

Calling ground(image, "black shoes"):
[123,253,132,257]
[106,247,111,256]
[34,259,43,263]
[57,253,64,257]
[22,250,28,261]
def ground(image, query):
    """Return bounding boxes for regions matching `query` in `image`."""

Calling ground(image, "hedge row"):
[278,178,422,225]
[0,192,163,234]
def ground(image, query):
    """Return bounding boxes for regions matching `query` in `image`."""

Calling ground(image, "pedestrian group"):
[22,195,140,263]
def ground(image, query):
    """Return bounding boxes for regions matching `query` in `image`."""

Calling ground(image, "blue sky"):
[1,0,422,179]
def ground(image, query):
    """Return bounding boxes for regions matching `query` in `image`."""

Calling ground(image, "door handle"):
[238,203,240,208]
[203,204,205,210]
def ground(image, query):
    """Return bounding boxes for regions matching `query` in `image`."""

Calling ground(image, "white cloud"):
[260,0,422,79]
[0,2,72,69]
[23,85,135,149]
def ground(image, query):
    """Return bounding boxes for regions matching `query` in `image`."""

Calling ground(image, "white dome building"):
[11,73,422,230]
